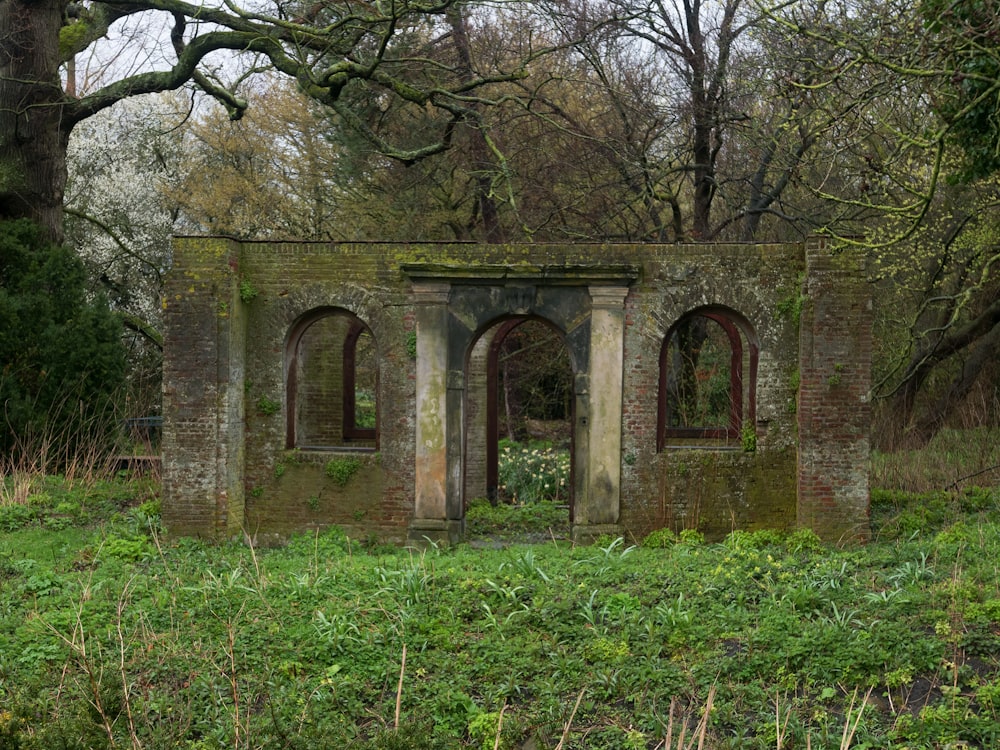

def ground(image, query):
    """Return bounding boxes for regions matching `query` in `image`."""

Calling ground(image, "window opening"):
[658,309,757,449]
[287,309,378,450]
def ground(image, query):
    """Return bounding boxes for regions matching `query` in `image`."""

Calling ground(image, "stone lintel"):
[402,263,639,287]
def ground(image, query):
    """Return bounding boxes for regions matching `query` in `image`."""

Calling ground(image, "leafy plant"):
[325,457,361,486]
[497,440,569,505]
[257,395,281,416]
[642,527,678,548]
[239,278,258,303]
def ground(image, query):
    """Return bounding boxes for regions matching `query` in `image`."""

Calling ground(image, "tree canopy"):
[2,0,999,448]
[0,0,525,242]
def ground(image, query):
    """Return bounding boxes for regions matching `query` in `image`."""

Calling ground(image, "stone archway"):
[402,263,638,545]
[465,315,577,531]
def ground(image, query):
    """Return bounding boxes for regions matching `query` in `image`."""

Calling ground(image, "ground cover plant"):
[0,473,998,749]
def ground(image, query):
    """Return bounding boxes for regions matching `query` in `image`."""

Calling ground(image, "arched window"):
[286,309,378,450]
[658,307,757,449]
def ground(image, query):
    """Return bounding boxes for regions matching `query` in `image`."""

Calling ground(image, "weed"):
[239,278,258,303]
[741,419,757,452]
[257,395,281,416]
[325,457,362,486]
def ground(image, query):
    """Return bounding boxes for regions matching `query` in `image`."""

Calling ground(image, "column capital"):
[588,285,629,310]
[412,281,451,305]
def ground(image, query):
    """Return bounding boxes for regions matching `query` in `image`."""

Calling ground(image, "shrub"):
[642,528,678,548]
[325,457,362,486]
[0,219,126,461]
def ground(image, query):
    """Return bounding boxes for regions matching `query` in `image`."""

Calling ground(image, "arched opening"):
[658,306,758,449]
[465,317,575,539]
[285,308,378,451]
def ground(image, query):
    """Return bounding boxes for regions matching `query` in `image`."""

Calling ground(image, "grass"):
[871,427,1000,494]
[1,428,998,749]
[0,473,999,749]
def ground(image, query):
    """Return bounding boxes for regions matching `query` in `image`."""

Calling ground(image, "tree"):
[165,77,346,239]
[921,0,1000,182]
[0,0,523,244]
[62,93,187,412]
[0,219,126,458]
[762,0,1000,447]
[870,176,1000,448]
[64,93,184,338]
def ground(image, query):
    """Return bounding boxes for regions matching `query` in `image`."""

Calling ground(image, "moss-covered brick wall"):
[162,238,871,544]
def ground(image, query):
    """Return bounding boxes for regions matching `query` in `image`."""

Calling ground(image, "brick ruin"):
[162,238,871,544]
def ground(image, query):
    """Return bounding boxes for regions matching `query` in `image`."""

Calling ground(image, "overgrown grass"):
[871,427,1000,494]
[2,477,1000,748]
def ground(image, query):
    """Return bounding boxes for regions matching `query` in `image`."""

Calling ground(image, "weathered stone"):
[162,239,871,544]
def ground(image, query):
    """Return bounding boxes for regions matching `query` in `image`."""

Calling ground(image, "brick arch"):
[657,305,759,449]
[284,306,379,451]
[163,238,870,544]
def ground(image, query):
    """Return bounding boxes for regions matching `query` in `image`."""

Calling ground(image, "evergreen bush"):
[0,219,126,460]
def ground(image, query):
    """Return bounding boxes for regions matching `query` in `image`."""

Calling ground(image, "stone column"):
[408,282,462,544]
[573,285,629,543]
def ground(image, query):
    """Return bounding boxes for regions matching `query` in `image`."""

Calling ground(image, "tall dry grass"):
[1,389,158,505]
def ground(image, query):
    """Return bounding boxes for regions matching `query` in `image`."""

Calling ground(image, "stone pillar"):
[797,238,872,542]
[463,334,491,501]
[573,285,629,543]
[409,282,462,544]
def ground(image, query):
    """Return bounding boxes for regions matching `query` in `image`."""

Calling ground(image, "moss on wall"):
[164,238,870,544]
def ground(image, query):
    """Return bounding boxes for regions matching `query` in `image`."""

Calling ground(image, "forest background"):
[2,2,1000,747]
[1,0,999,469]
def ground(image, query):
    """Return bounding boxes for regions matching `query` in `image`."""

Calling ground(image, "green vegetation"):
[325,457,362,486]
[256,395,281,416]
[871,427,1000,494]
[466,498,568,539]
[356,388,377,429]
[239,278,259,303]
[0,219,126,461]
[1,471,999,748]
[497,440,570,505]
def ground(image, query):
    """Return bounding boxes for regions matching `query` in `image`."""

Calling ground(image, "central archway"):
[403,263,637,545]
[465,316,576,538]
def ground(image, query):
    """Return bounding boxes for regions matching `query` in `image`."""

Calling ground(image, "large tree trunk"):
[448,8,506,244]
[0,0,69,243]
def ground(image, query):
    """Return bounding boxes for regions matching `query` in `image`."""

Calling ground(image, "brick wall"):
[162,237,245,537]
[163,239,871,543]
[797,238,872,542]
